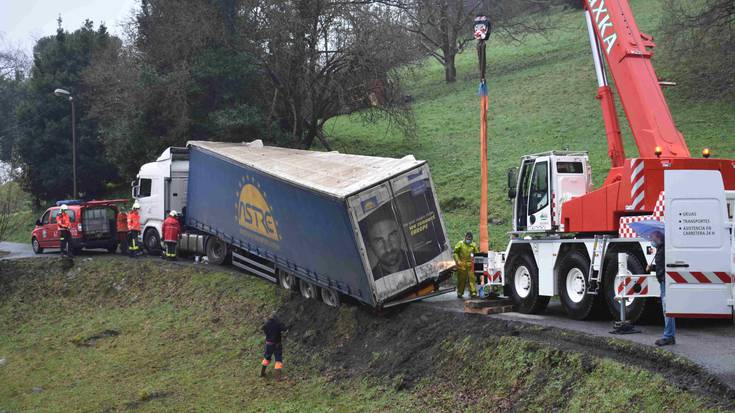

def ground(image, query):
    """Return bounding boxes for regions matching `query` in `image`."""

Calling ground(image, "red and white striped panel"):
[619,192,665,238]
[616,275,649,297]
[630,158,646,210]
[483,270,502,284]
[667,271,734,284]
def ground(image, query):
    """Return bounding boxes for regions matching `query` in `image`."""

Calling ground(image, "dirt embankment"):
[276,296,735,411]
[1,256,733,412]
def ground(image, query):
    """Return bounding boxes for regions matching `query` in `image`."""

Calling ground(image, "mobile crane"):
[480,0,735,322]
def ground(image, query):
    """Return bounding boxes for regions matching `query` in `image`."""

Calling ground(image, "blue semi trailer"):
[132,140,455,308]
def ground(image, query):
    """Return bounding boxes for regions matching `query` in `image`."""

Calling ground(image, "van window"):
[51,209,76,223]
[139,178,152,197]
[557,162,583,174]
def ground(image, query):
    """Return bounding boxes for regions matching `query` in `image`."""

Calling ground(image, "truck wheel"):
[321,288,341,307]
[507,254,549,314]
[206,237,229,265]
[144,229,161,255]
[277,269,296,290]
[558,251,595,320]
[602,253,646,323]
[32,237,43,254]
[299,279,318,300]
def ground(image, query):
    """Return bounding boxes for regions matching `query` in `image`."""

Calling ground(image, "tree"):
[660,0,735,100]
[15,20,118,204]
[83,0,269,179]
[377,0,552,82]
[250,0,418,149]
[0,36,30,165]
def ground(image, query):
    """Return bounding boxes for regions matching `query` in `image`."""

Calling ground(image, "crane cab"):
[508,151,592,233]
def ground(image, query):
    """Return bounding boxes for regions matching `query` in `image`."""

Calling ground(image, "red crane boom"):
[560,0,733,233]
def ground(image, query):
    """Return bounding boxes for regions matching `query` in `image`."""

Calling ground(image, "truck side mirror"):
[507,167,518,199]
[36,219,42,226]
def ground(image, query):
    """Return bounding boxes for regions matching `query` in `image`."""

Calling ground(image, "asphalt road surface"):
[0,241,36,260]
[422,292,735,390]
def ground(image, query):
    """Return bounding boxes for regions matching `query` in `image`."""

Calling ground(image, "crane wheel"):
[507,253,549,314]
[557,251,596,320]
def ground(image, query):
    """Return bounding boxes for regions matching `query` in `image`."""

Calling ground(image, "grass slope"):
[324,0,735,247]
[0,257,730,412]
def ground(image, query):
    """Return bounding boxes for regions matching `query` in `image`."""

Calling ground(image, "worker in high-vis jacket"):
[453,231,479,299]
[127,202,142,257]
[57,204,73,258]
[260,315,286,381]
[162,210,181,260]
[116,209,128,255]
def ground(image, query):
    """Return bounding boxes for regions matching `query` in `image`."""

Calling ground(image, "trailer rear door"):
[664,170,734,318]
[388,165,453,283]
[349,182,419,303]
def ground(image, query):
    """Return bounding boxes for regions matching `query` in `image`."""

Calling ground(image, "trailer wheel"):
[299,279,318,300]
[558,251,595,320]
[321,288,341,307]
[206,237,229,265]
[277,270,296,290]
[602,253,646,323]
[507,254,549,314]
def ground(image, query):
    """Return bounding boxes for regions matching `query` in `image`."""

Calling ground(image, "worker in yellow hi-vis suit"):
[454,231,479,299]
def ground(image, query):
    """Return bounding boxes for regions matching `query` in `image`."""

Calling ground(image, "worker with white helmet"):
[162,210,181,260]
[57,204,73,258]
[127,201,142,257]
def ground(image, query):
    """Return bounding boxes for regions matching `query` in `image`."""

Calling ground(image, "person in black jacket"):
[260,315,286,380]
[646,230,676,346]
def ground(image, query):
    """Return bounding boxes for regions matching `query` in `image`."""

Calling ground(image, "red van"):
[31,199,128,254]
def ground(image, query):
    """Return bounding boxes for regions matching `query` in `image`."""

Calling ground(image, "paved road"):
[421,293,735,389]
[0,241,36,260]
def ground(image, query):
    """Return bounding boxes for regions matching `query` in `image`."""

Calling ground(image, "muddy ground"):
[276,293,735,411]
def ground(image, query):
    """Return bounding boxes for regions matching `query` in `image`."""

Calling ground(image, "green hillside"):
[324,0,735,248]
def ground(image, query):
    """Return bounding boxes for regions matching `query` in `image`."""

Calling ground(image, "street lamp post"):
[53,88,77,198]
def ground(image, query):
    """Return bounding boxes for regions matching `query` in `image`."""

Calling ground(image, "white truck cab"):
[132,147,189,252]
[509,151,592,233]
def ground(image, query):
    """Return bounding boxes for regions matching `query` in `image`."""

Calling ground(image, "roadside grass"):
[413,335,717,412]
[0,257,417,412]
[323,0,735,246]
[1,181,35,244]
[0,256,725,412]
[3,210,36,243]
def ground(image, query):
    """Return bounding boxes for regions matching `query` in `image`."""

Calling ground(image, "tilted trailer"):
[132,140,455,308]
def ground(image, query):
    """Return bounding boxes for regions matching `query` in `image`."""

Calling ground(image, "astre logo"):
[589,0,618,55]
[236,176,280,241]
